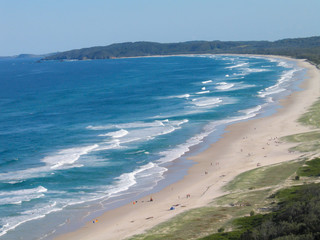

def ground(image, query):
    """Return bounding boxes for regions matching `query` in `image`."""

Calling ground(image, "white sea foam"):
[99,129,129,138]
[258,68,298,98]
[86,125,110,130]
[202,80,212,84]
[0,186,47,196]
[259,88,286,97]
[0,194,45,205]
[162,94,191,99]
[7,145,97,176]
[196,90,210,94]
[113,122,181,142]
[94,141,123,151]
[93,119,189,150]
[0,186,48,205]
[239,105,262,115]
[215,82,234,90]
[42,144,99,169]
[191,97,222,107]
[157,132,208,164]
[266,97,274,103]
[277,60,293,68]
[106,162,167,197]
[0,166,49,182]
[7,180,25,184]
[99,119,188,143]
[0,201,61,237]
[225,62,248,69]
[87,120,171,130]
[232,67,269,78]
[244,68,269,73]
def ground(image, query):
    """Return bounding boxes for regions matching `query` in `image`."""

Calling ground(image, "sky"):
[1,0,320,56]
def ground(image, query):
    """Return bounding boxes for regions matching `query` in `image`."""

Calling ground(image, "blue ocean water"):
[0,55,303,239]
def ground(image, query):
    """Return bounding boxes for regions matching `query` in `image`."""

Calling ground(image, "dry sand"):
[55,57,320,240]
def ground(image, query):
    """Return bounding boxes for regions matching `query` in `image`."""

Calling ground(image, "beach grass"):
[129,160,304,240]
[223,160,303,192]
[281,98,320,152]
[202,182,320,239]
[289,141,320,152]
[282,130,320,142]
[129,206,229,240]
[298,99,320,128]
[282,131,320,152]
[298,157,320,177]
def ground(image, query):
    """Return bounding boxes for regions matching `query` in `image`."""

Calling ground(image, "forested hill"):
[43,36,320,65]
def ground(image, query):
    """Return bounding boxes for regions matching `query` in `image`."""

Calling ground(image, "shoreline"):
[55,56,320,240]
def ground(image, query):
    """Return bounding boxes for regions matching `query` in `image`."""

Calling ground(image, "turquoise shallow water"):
[0,55,303,239]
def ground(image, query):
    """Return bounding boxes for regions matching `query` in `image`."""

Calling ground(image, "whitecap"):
[0,201,63,237]
[99,129,129,138]
[161,94,191,99]
[215,82,234,90]
[42,144,99,169]
[277,60,293,68]
[94,119,189,148]
[239,105,262,115]
[0,186,47,196]
[196,90,210,94]
[86,125,110,130]
[202,80,212,84]
[258,68,298,98]
[107,162,167,197]
[0,186,48,206]
[244,68,269,73]
[191,97,222,107]
[225,62,248,69]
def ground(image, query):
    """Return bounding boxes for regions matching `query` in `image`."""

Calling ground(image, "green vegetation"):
[224,161,303,192]
[282,131,320,153]
[298,99,320,128]
[283,131,320,142]
[298,157,320,177]
[43,36,320,66]
[281,99,320,153]
[130,206,229,240]
[199,158,320,240]
[201,183,320,240]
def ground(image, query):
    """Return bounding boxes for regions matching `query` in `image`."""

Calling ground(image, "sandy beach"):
[55,56,320,240]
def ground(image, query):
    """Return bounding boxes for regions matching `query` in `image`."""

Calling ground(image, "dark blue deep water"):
[0,55,303,239]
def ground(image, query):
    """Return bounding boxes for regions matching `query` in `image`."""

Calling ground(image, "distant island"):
[0,53,52,59]
[43,36,320,66]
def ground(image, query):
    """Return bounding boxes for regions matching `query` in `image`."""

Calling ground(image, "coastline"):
[55,56,320,240]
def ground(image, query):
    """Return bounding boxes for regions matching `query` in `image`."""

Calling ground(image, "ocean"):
[0,55,304,239]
